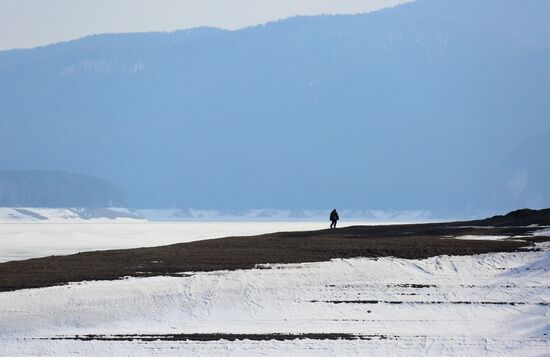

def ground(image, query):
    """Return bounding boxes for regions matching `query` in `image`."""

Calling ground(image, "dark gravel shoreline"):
[1,209,549,292]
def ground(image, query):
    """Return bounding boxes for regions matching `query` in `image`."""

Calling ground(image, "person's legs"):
[334,220,337,228]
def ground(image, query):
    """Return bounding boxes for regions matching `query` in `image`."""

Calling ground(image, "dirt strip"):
[45,333,395,341]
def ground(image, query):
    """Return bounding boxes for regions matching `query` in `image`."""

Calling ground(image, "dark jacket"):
[330,209,339,221]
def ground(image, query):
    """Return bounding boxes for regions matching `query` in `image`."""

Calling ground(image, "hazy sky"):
[0,0,412,51]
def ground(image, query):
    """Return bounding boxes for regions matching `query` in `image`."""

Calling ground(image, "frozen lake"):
[0,221,372,263]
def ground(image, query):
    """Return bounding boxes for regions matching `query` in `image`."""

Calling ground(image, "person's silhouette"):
[330,209,339,228]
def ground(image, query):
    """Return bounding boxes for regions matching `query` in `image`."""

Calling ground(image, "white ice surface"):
[452,235,512,240]
[0,222,364,263]
[1,244,549,356]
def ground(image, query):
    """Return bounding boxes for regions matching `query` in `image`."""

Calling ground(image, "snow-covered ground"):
[452,235,512,240]
[0,222,356,263]
[451,235,528,241]
[1,243,549,356]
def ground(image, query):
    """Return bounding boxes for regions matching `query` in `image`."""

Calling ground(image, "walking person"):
[330,209,339,228]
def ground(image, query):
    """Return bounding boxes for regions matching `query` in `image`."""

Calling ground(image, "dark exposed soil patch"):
[46,333,392,342]
[392,284,436,288]
[1,208,549,292]
[311,300,547,306]
[462,208,550,227]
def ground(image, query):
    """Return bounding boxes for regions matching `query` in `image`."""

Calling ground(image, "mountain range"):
[1,0,549,214]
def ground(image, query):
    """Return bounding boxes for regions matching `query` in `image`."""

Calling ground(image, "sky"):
[0,0,412,51]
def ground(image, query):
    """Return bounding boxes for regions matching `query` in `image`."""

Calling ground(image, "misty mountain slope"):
[0,0,549,211]
[0,170,125,207]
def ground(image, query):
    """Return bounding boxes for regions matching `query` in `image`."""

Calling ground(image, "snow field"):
[1,243,549,356]
[3,337,549,357]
